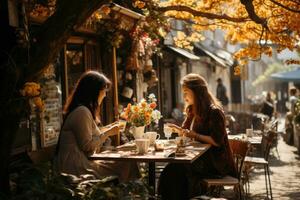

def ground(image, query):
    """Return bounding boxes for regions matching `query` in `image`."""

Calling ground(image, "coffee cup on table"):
[145,131,160,145]
[135,139,150,154]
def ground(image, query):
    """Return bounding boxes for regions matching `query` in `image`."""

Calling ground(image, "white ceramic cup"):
[145,131,160,145]
[135,139,150,154]
[246,128,253,137]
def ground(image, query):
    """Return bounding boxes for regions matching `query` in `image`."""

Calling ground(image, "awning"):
[166,46,200,60]
[111,3,145,20]
[194,43,234,67]
[270,68,300,82]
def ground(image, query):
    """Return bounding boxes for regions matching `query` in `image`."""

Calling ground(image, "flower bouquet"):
[120,94,162,138]
[20,82,45,111]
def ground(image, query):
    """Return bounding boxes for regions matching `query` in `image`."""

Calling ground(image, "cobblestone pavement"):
[221,118,300,200]
[247,134,300,200]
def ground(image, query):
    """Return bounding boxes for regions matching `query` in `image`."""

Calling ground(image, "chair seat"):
[244,156,268,165]
[202,175,239,186]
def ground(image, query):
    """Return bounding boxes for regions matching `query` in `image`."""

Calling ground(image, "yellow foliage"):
[20,82,41,97]
[20,82,45,111]
[134,1,146,9]
[174,31,191,50]
[33,97,45,111]
[234,66,241,76]
[29,0,300,62]
[160,0,300,61]
[100,6,111,15]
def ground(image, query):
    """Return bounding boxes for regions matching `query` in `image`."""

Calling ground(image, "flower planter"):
[130,126,145,139]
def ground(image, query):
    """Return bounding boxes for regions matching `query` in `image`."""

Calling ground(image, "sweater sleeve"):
[69,106,102,155]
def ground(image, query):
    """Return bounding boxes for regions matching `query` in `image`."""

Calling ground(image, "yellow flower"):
[120,94,161,127]
[20,82,41,97]
[234,66,241,76]
[141,102,147,108]
[33,97,44,111]
[101,6,111,15]
[134,1,145,9]
[133,106,139,113]
[20,82,45,112]
[94,12,102,20]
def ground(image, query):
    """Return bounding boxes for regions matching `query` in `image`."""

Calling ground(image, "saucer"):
[175,152,186,157]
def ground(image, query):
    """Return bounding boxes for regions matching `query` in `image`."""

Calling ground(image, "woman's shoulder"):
[73,105,90,113]
[69,106,93,119]
[209,104,225,117]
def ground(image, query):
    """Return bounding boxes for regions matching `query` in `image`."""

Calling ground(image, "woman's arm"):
[99,123,114,133]
[70,107,102,155]
[183,129,219,147]
[168,123,219,146]
[100,125,119,142]
[165,123,184,136]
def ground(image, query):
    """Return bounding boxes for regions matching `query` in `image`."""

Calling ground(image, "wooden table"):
[228,134,262,145]
[89,140,211,196]
[228,134,263,157]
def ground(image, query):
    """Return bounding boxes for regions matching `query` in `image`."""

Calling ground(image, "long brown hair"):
[181,73,222,120]
[63,71,111,120]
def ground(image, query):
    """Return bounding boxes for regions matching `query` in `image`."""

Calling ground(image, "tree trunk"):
[26,0,109,80]
[0,0,109,194]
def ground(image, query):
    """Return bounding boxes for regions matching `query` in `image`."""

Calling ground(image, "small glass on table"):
[164,125,173,141]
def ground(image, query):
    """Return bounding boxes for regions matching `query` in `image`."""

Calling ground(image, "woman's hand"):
[182,129,196,139]
[106,124,119,137]
[166,123,184,136]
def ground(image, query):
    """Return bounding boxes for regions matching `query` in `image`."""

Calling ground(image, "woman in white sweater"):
[55,71,139,182]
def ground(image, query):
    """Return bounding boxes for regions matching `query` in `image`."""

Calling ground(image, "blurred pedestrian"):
[288,87,298,114]
[216,78,229,108]
[285,87,298,145]
[260,91,275,120]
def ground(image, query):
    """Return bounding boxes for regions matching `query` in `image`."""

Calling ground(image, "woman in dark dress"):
[158,73,236,200]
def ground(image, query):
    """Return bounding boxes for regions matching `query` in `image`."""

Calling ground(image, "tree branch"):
[157,5,248,23]
[25,0,110,80]
[240,0,268,28]
[269,0,300,13]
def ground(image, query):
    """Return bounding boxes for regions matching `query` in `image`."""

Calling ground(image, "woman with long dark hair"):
[158,73,235,199]
[55,71,139,182]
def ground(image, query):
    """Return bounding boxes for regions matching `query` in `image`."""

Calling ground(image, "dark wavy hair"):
[63,71,111,120]
[181,73,222,120]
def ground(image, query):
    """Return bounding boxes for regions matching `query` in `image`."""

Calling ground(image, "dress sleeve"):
[69,107,102,155]
[208,107,226,146]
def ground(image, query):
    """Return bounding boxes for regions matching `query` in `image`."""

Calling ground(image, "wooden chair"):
[243,130,276,200]
[201,139,249,199]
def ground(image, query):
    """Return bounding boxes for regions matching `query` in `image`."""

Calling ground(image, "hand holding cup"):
[165,123,183,136]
